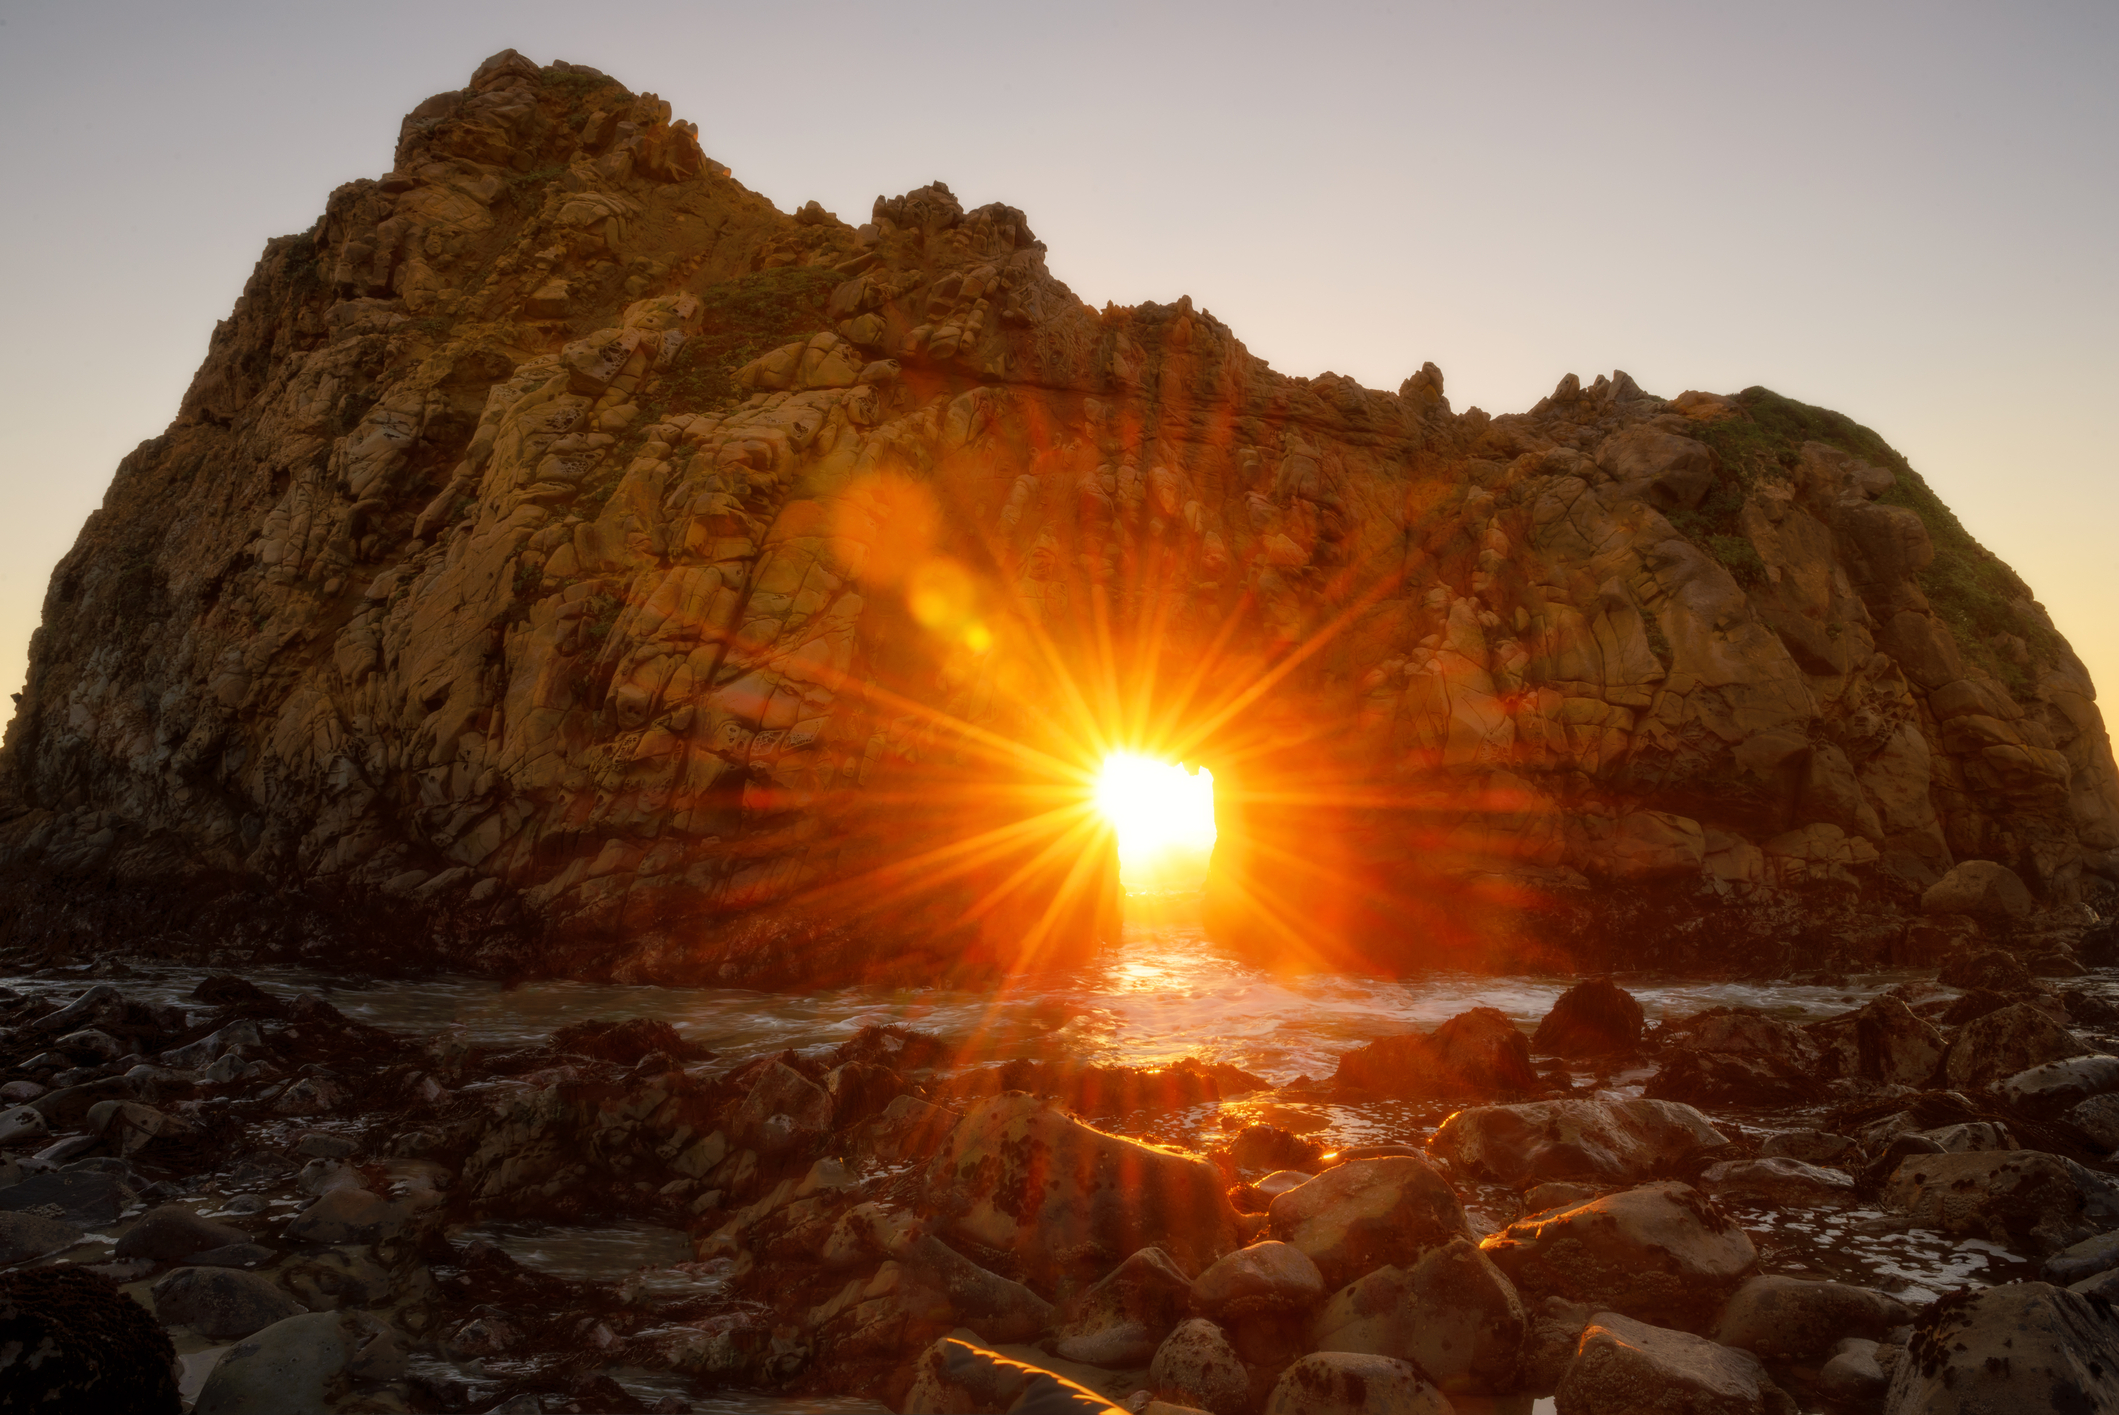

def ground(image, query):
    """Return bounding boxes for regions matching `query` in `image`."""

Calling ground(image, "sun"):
[1095,752,1217,890]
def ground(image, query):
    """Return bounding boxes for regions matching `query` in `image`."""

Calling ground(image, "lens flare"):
[1095,753,1216,890]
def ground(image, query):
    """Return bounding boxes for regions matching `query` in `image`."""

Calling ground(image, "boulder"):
[1261,1352,1451,1415]
[1428,1097,1728,1187]
[731,1061,834,1152]
[1944,1003,2086,1090]
[1921,859,2034,920]
[901,1337,1122,1415]
[0,1168,134,1224]
[1939,946,2032,992]
[0,1210,82,1264]
[1532,978,1646,1058]
[190,1242,277,1270]
[1645,1009,1826,1106]
[1885,1283,2119,1414]
[1265,1155,1472,1290]
[1883,1150,2119,1254]
[1309,1236,1527,1394]
[1818,1337,1889,1404]
[284,1188,412,1245]
[1803,995,1945,1089]
[896,1233,1056,1343]
[0,1265,181,1412]
[2068,1092,2119,1150]
[1756,1130,1857,1166]
[1148,1318,1247,1415]
[1999,1054,2119,1108]
[1052,1246,1195,1367]
[1479,1182,1756,1330]
[1711,1276,1914,1364]
[925,1095,1240,1287]
[0,1103,47,1143]
[151,1266,307,1340]
[1696,1157,1856,1209]
[1557,1311,1786,1415]
[84,1099,192,1157]
[115,1204,251,1263]
[1189,1241,1323,1321]
[27,1075,138,1127]
[192,1310,394,1415]
[1330,1007,1538,1097]
[2042,1230,2119,1286]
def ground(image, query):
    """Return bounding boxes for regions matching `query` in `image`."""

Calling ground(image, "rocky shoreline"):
[6,910,2119,1413]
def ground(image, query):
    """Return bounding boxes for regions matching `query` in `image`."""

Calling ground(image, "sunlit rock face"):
[2,48,2115,982]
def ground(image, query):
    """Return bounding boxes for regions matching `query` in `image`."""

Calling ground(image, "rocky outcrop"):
[3,48,2115,983]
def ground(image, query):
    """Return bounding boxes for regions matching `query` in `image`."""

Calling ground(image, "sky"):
[0,0,2113,723]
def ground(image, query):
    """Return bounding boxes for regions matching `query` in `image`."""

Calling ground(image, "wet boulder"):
[1190,1240,1324,1321]
[1818,1338,1889,1404]
[2042,1230,2119,1285]
[0,1265,181,1412]
[1557,1311,1787,1415]
[1149,1318,1248,1415]
[1645,1009,1827,1106]
[191,1309,398,1415]
[85,1098,192,1158]
[1052,1245,1195,1366]
[2068,1092,2119,1150]
[1479,1182,1756,1330]
[284,1187,415,1245]
[896,1232,1056,1343]
[1428,1097,1728,1187]
[1329,1007,1538,1097]
[1697,1157,1856,1210]
[116,1204,250,1263]
[1943,1003,2086,1090]
[1921,859,2034,921]
[1999,1053,2119,1108]
[903,1337,1123,1415]
[0,1103,47,1142]
[1884,1150,2119,1254]
[0,1210,82,1264]
[1757,1129,1857,1166]
[0,1167,134,1224]
[1712,1276,1914,1364]
[731,1060,834,1153]
[924,1094,1240,1287]
[1261,1352,1451,1415]
[1266,1155,1472,1290]
[1803,995,1945,1089]
[1886,1283,2119,1414]
[1309,1236,1527,1394]
[151,1266,306,1340]
[28,1074,139,1127]
[1221,1122,1327,1175]
[1939,947,2032,992]
[1532,978,1646,1059]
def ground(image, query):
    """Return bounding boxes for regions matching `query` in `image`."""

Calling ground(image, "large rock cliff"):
[3,50,2114,982]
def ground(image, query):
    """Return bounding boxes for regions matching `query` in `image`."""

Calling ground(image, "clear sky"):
[1,0,2112,724]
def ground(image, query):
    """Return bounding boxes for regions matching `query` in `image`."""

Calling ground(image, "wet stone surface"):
[3,925,2119,1414]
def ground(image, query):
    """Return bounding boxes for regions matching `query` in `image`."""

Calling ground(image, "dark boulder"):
[0,1265,180,1413]
[1332,1007,1538,1098]
[1938,948,2031,993]
[1531,978,1646,1058]
[1887,1283,2119,1413]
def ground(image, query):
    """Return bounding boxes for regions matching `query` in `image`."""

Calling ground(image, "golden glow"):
[1096,753,1216,890]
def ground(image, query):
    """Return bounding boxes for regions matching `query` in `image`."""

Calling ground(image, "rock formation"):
[2,49,2114,982]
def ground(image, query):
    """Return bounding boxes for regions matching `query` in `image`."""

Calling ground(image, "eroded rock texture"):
[2,49,2115,982]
